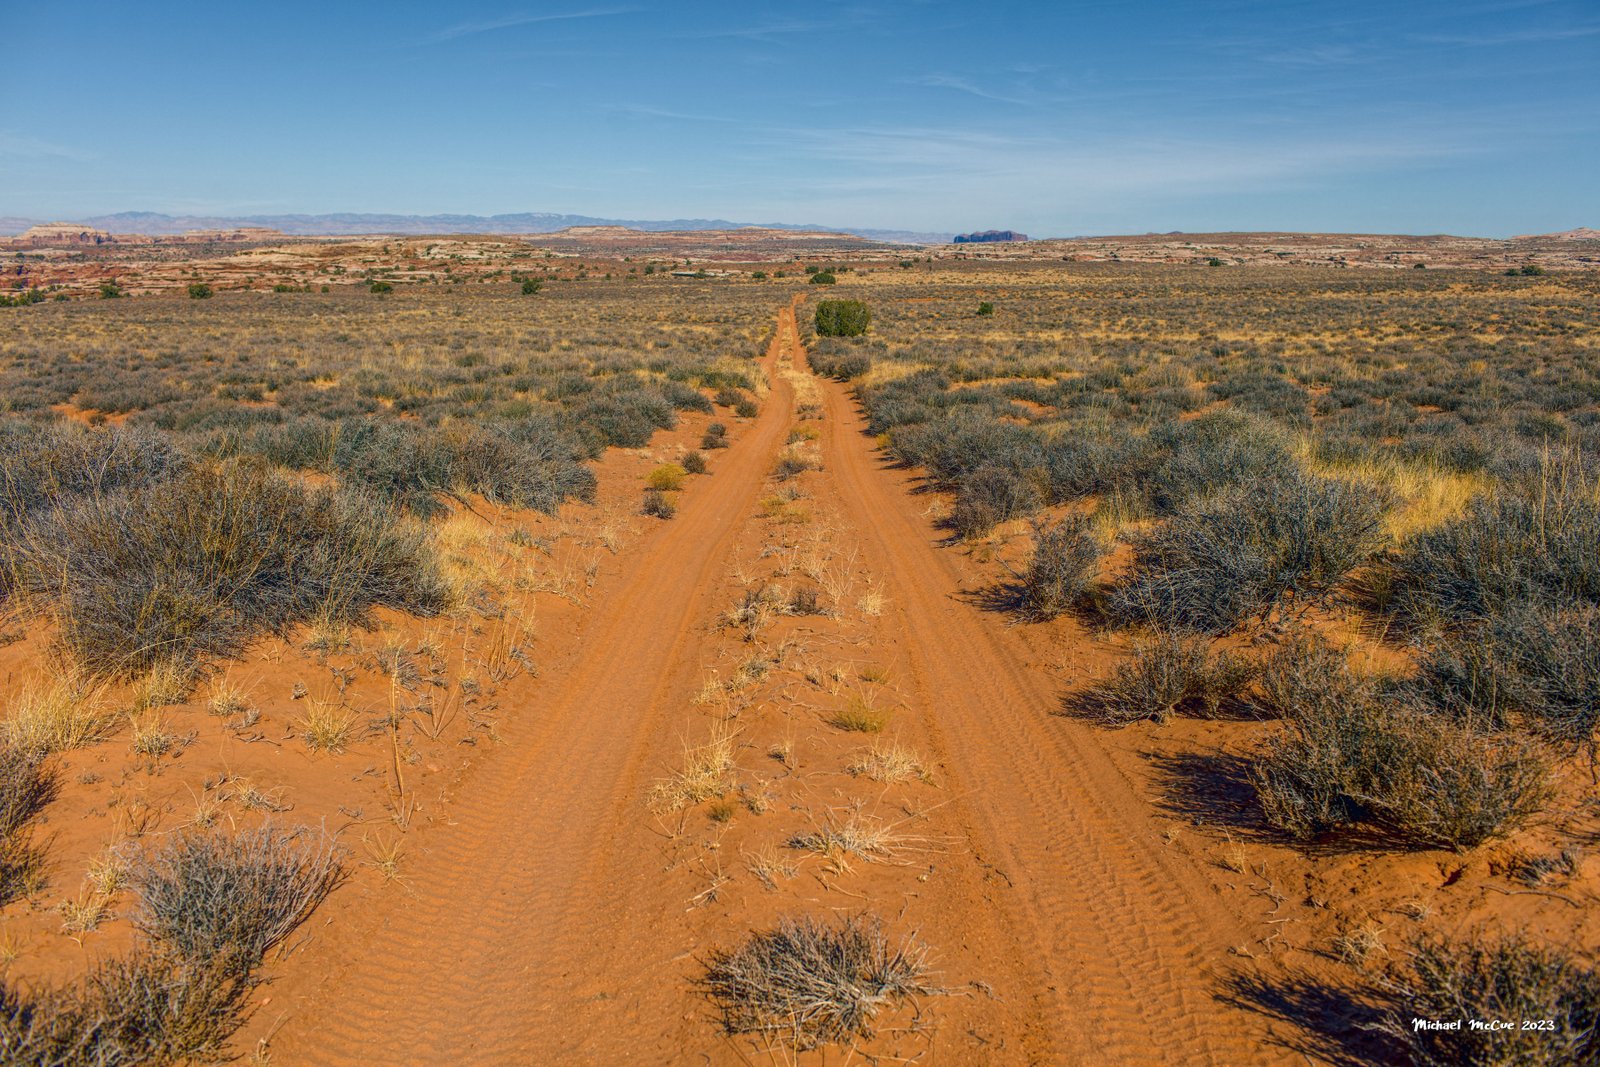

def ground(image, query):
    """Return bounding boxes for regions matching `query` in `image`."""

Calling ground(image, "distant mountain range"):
[0,211,953,245]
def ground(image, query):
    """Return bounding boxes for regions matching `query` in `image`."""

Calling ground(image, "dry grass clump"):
[725,584,787,641]
[1,823,343,1062]
[702,914,937,1050]
[829,691,891,733]
[788,808,933,873]
[847,743,932,784]
[0,952,255,1066]
[0,744,57,907]
[0,677,117,756]
[647,727,737,813]
[641,487,677,519]
[1378,934,1600,1066]
[128,710,181,762]
[773,448,818,481]
[297,701,357,753]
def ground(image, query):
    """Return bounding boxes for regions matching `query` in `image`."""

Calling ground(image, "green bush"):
[369,281,394,294]
[186,284,212,300]
[521,278,541,295]
[976,301,995,316]
[100,281,123,299]
[814,300,870,338]
[808,272,837,286]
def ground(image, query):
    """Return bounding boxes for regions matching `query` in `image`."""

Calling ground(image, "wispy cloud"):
[0,131,94,163]
[431,7,636,43]
[905,74,1034,106]
[1416,23,1600,46]
[672,19,825,43]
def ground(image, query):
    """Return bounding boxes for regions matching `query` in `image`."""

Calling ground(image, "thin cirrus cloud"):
[1415,23,1600,45]
[905,74,1036,106]
[430,7,638,43]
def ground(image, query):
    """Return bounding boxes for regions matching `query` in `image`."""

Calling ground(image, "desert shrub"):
[1251,631,1370,720]
[702,915,935,1050]
[0,951,254,1067]
[1040,430,1149,500]
[808,272,837,286]
[950,465,1042,538]
[0,421,188,556]
[734,397,759,418]
[368,281,393,294]
[1251,695,1551,849]
[1142,411,1297,513]
[186,284,211,300]
[7,463,445,677]
[1379,934,1600,1066]
[809,346,873,380]
[976,301,995,316]
[1391,455,1600,624]
[520,278,541,295]
[773,449,815,481]
[814,300,870,338]
[682,450,707,474]
[1012,514,1102,620]
[1111,472,1386,633]
[1083,631,1255,724]
[0,746,55,841]
[129,824,344,972]
[701,422,729,450]
[1416,601,1600,740]
[646,463,687,491]
[642,488,677,519]
[574,391,677,449]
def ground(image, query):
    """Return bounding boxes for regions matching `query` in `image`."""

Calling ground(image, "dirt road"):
[271,301,1275,1064]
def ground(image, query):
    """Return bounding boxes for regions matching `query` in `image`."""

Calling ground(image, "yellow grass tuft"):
[1,678,117,755]
[648,726,737,813]
[847,742,932,784]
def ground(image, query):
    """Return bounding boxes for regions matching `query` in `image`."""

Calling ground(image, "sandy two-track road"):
[267,302,1279,1065]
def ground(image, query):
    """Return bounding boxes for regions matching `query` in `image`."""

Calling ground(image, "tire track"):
[801,307,1276,1064]
[270,322,798,1065]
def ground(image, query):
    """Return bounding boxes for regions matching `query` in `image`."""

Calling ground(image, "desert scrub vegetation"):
[843,265,1600,852]
[0,283,771,514]
[1005,513,1103,620]
[0,285,775,678]
[0,823,343,1063]
[813,299,871,338]
[1376,933,1600,1066]
[1080,631,1256,724]
[702,914,937,1051]
[1248,656,1551,850]
[3,458,445,680]
[0,744,56,907]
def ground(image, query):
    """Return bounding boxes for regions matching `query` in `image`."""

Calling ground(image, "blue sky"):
[6,1,1596,236]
